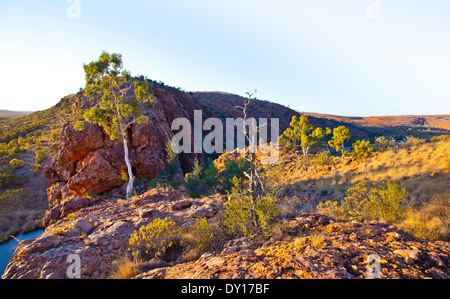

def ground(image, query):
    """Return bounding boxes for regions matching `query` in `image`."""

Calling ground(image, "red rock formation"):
[42,82,298,222]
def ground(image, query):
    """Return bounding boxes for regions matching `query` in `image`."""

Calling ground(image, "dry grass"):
[400,192,450,241]
[0,210,44,243]
[108,256,141,279]
[309,233,326,250]
[265,139,450,202]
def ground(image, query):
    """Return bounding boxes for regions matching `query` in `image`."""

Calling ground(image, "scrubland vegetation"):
[265,119,449,241]
[0,101,71,242]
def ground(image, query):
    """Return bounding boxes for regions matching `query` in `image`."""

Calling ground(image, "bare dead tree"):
[234,89,266,229]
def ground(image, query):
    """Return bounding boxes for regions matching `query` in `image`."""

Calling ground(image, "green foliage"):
[30,163,41,175]
[165,140,179,179]
[352,140,374,159]
[279,115,331,156]
[375,136,396,151]
[223,182,279,239]
[77,51,155,199]
[35,147,47,163]
[185,159,218,198]
[0,172,13,188]
[190,217,224,252]
[9,159,25,169]
[184,157,249,198]
[79,51,153,139]
[0,189,25,201]
[430,135,450,143]
[128,217,178,259]
[314,152,332,166]
[342,182,370,221]
[365,181,408,222]
[0,105,67,144]
[405,136,426,146]
[319,181,408,223]
[328,126,351,156]
[218,158,250,192]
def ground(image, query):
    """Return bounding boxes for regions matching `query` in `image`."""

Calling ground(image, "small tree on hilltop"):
[75,51,154,199]
[328,126,351,157]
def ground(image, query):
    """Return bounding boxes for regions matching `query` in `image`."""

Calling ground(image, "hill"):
[303,113,450,139]
[0,110,33,117]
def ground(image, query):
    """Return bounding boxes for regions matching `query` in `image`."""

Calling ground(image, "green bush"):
[365,181,408,222]
[165,141,179,179]
[314,152,331,166]
[0,189,25,201]
[185,160,215,198]
[218,158,250,192]
[35,148,47,163]
[352,140,374,159]
[223,183,279,239]
[190,217,224,252]
[318,181,408,223]
[9,159,25,169]
[128,217,179,259]
[0,172,13,188]
[375,136,396,151]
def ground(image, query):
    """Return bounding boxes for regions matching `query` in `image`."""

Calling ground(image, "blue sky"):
[0,0,449,116]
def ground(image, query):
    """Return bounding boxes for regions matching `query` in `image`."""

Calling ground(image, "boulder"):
[65,151,124,197]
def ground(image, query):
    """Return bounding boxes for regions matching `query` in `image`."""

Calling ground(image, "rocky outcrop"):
[3,188,225,279]
[44,120,167,205]
[137,214,450,279]
[4,190,449,279]
[43,83,299,207]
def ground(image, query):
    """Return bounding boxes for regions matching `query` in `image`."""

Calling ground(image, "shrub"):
[317,200,346,219]
[184,159,221,198]
[352,140,374,159]
[30,163,41,174]
[190,217,224,252]
[405,136,425,146]
[314,152,331,166]
[0,172,13,188]
[365,181,408,222]
[165,141,179,179]
[35,148,47,163]
[9,159,25,169]
[224,184,279,239]
[219,158,250,192]
[128,217,179,259]
[343,182,370,221]
[318,181,408,223]
[375,136,396,151]
[430,135,450,143]
[310,233,326,249]
[0,189,25,201]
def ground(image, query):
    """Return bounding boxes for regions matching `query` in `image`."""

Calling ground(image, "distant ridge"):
[0,110,33,117]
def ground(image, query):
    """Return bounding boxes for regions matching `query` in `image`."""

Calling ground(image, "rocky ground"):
[3,188,449,279]
[137,213,449,279]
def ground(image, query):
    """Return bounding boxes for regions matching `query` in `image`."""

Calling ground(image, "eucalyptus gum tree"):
[75,51,154,199]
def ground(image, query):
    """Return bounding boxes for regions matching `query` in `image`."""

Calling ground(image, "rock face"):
[43,83,299,207]
[45,120,167,204]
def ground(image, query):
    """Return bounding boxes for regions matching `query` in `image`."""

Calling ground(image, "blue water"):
[0,229,44,278]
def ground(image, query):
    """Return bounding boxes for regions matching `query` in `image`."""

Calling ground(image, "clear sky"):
[0,0,449,116]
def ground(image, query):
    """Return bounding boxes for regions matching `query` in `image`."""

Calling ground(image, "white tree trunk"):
[123,134,135,199]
